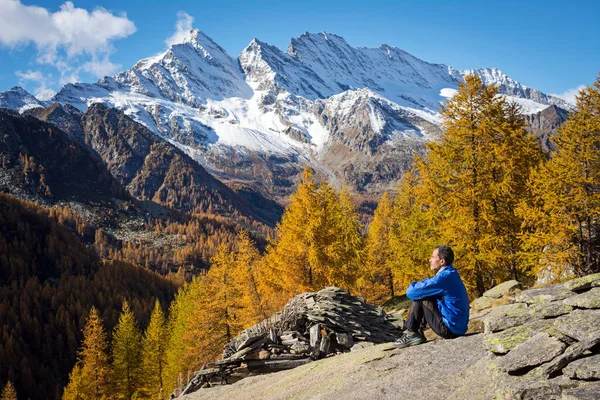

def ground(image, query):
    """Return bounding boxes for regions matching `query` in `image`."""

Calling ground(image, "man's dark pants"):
[405,298,457,339]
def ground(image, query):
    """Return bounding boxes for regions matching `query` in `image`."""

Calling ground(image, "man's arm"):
[406,273,449,300]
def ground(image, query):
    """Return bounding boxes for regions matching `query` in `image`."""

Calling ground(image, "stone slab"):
[514,284,577,304]
[484,301,572,333]
[495,332,567,372]
[563,272,600,292]
[564,287,600,309]
[542,337,600,378]
[484,318,572,354]
[562,382,600,399]
[483,280,521,299]
[563,354,600,380]
[554,309,600,341]
[471,296,495,311]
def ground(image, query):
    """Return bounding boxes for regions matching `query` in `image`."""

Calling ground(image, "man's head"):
[429,245,454,272]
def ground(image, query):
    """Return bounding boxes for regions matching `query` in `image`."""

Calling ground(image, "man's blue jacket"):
[406,265,470,335]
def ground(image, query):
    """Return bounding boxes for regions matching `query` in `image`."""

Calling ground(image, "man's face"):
[429,248,446,272]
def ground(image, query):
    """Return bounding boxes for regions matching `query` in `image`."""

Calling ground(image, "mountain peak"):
[0,86,45,112]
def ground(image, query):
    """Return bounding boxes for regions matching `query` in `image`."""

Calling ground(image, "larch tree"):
[163,287,192,395]
[263,167,321,305]
[176,247,240,383]
[63,307,112,400]
[233,231,266,328]
[360,192,395,303]
[328,187,364,291]
[416,75,543,295]
[140,300,168,399]
[263,168,365,305]
[519,75,600,278]
[387,171,439,293]
[1,381,17,400]
[112,300,143,400]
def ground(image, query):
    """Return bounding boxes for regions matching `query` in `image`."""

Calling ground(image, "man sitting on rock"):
[394,245,469,348]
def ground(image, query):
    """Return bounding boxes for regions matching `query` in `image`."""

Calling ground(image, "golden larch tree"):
[387,171,439,293]
[416,75,542,295]
[112,300,143,400]
[140,300,168,399]
[262,168,321,304]
[63,307,112,400]
[359,192,394,303]
[1,381,17,400]
[519,75,600,278]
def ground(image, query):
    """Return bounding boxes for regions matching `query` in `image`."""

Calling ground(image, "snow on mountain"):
[462,68,570,109]
[112,29,253,105]
[239,39,335,100]
[0,87,46,112]
[287,32,462,111]
[1,29,572,195]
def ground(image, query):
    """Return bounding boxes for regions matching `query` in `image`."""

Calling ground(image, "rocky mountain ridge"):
[1,105,282,226]
[1,30,572,198]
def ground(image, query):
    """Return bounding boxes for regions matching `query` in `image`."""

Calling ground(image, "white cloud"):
[165,11,194,46]
[15,69,53,98]
[0,0,136,81]
[15,70,45,83]
[82,56,121,77]
[551,85,586,106]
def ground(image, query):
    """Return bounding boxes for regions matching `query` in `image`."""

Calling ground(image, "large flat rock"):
[470,296,495,311]
[563,273,600,292]
[514,285,577,304]
[186,335,489,400]
[564,287,600,309]
[542,338,600,378]
[495,332,567,372]
[484,301,572,333]
[563,354,600,380]
[562,382,600,399]
[554,309,600,341]
[484,319,572,354]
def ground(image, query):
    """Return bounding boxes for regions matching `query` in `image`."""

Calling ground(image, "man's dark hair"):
[435,245,454,265]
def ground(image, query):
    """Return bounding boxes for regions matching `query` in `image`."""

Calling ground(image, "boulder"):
[482,280,521,299]
[564,287,600,309]
[494,332,567,373]
[484,318,572,354]
[563,272,600,292]
[542,337,600,378]
[484,301,572,333]
[514,285,577,304]
[562,382,600,399]
[554,309,600,341]
[563,354,600,380]
[471,296,495,311]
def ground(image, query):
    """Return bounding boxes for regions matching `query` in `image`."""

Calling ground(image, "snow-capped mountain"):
[0,86,48,113]
[1,30,571,197]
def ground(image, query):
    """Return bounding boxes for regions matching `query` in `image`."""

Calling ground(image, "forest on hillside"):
[1,74,600,399]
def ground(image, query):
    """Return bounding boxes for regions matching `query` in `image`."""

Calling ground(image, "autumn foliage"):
[4,73,600,399]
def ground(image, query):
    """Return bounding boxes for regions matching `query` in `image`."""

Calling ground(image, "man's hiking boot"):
[393,330,426,348]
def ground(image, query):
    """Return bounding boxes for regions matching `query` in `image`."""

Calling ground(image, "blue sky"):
[0,0,598,101]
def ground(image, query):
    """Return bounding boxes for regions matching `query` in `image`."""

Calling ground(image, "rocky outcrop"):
[0,109,127,203]
[525,105,570,152]
[183,273,600,400]
[176,287,403,396]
